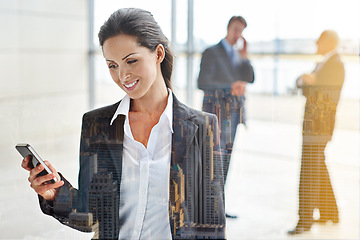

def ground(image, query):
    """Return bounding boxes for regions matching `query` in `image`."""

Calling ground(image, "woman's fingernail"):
[38,165,42,170]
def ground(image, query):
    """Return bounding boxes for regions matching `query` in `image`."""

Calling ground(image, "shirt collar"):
[322,50,338,63]
[221,38,233,55]
[110,94,130,125]
[110,89,174,133]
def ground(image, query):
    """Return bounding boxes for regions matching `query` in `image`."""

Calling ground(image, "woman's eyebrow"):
[105,52,137,62]
[122,52,136,60]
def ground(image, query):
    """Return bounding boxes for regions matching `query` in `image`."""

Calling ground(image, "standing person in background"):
[197,15,255,218]
[288,30,344,234]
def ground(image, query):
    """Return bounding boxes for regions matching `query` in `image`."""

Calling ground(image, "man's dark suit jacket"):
[39,95,226,239]
[198,41,254,90]
[197,41,254,126]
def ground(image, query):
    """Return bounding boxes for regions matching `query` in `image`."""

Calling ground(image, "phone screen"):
[16,143,58,182]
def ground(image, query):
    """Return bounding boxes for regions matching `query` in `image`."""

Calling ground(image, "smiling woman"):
[102,33,168,148]
[102,35,165,103]
[21,8,227,240]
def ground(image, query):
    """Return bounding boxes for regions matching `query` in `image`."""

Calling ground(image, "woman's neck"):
[130,83,169,114]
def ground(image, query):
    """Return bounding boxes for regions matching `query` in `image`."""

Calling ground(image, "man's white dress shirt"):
[221,38,240,67]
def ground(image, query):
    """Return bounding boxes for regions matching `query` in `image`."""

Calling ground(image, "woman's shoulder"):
[82,101,121,122]
[174,97,217,124]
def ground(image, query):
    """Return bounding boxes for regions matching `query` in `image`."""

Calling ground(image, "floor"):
[225,120,359,240]
[1,94,358,240]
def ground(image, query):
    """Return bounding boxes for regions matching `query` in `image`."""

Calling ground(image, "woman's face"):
[102,34,165,100]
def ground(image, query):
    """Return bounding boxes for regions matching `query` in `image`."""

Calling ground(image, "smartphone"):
[16,143,58,183]
[235,37,244,50]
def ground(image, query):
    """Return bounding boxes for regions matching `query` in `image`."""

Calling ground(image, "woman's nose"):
[119,70,130,82]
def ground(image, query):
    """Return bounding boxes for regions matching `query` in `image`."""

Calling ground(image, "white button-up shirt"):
[110,90,173,240]
[221,38,240,67]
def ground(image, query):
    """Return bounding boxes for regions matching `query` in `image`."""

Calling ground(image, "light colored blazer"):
[301,53,345,138]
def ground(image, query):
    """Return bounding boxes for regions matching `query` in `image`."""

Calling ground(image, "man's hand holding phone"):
[237,37,248,60]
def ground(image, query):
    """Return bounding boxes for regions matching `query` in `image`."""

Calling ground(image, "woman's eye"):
[108,64,118,69]
[127,59,137,64]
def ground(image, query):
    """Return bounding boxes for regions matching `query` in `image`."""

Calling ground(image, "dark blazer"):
[198,41,254,91]
[39,95,226,239]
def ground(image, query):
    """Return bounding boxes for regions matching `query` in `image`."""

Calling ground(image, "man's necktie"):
[229,48,237,68]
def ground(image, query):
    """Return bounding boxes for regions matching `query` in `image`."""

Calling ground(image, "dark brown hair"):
[98,8,173,89]
[227,16,247,29]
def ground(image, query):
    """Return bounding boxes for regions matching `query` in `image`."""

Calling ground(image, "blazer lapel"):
[171,96,198,167]
[216,42,235,72]
[103,97,199,182]
[102,97,199,183]
[107,109,125,184]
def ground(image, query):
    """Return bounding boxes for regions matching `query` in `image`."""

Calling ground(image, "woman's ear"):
[155,44,165,63]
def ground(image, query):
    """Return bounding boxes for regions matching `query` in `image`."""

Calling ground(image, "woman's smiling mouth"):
[123,79,139,91]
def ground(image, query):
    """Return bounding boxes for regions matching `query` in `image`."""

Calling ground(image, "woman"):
[22,8,226,239]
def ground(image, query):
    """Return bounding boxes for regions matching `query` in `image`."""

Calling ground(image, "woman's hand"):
[21,156,64,201]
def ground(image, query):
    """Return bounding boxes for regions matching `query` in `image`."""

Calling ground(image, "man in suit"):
[288,30,345,234]
[197,16,254,218]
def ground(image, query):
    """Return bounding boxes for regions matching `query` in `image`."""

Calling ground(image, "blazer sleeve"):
[202,113,226,230]
[38,174,79,226]
[209,113,227,237]
[37,113,91,231]
[197,48,217,91]
[236,59,255,84]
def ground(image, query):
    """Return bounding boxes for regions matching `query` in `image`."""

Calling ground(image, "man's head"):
[225,16,247,46]
[316,30,340,55]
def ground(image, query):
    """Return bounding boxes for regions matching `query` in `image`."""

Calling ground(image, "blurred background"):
[0,0,358,239]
